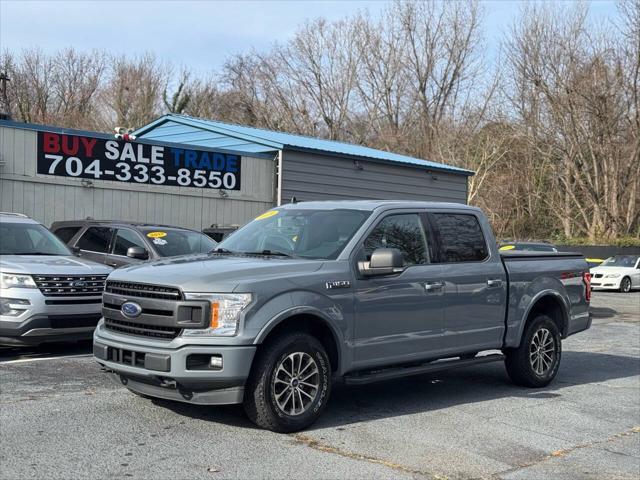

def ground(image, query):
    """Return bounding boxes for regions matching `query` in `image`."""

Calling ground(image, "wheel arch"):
[512,291,570,348]
[254,309,342,374]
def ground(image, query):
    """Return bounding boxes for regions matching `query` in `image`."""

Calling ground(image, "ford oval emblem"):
[72,280,87,288]
[121,301,142,318]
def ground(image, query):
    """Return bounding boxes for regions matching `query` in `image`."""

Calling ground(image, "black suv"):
[51,220,217,268]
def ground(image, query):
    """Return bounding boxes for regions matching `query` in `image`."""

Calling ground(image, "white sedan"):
[590,255,640,293]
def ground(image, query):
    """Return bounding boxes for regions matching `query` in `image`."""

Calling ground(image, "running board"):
[343,353,505,386]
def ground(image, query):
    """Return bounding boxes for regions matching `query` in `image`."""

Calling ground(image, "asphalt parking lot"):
[1,291,638,480]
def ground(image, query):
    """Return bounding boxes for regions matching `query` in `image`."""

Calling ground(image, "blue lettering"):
[185,150,198,168]
[226,155,238,173]
[198,152,212,170]
[171,148,184,167]
[213,153,226,171]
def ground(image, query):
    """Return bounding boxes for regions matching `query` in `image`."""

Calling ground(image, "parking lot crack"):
[291,433,447,479]
[491,426,640,479]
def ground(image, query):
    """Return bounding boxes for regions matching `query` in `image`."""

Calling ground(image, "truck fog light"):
[210,355,223,370]
[0,298,30,316]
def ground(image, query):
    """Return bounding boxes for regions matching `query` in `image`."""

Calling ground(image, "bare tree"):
[101,53,167,129]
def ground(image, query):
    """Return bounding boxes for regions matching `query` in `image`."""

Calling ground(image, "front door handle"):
[487,279,503,288]
[424,281,445,292]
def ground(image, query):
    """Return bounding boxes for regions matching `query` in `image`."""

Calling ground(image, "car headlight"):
[604,273,621,278]
[0,272,37,289]
[181,293,252,337]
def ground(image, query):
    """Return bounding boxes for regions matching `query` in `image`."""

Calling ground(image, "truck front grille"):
[104,317,181,340]
[105,281,182,300]
[34,275,108,297]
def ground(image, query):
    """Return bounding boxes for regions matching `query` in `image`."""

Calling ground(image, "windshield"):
[0,222,72,256]
[139,228,217,257]
[601,255,639,267]
[218,209,371,260]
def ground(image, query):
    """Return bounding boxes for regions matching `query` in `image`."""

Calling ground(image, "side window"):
[364,214,429,266]
[76,227,113,253]
[431,213,488,262]
[113,229,146,256]
[53,226,81,244]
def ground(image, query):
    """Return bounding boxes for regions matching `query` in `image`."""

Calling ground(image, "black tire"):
[504,314,561,388]
[620,277,632,293]
[243,332,332,432]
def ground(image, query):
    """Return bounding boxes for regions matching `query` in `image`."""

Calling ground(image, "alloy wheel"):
[272,352,320,416]
[529,327,555,376]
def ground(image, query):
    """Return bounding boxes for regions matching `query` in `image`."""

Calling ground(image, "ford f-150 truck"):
[94,201,591,432]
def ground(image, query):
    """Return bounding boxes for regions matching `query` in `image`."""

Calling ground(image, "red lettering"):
[80,137,97,157]
[42,133,60,153]
[61,135,79,156]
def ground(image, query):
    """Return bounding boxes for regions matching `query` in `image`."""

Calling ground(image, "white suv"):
[0,213,112,346]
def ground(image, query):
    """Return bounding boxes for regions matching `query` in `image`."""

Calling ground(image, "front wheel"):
[243,332,331,432]
[620,277,632,293]
[504,314,561,388]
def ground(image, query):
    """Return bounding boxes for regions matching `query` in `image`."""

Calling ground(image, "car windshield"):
[0,222,72,256]
[218,208,371,260]
[139,228,217,257]
[601,255,639,268]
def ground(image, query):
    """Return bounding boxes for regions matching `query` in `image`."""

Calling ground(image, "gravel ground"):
[0,291,638,480]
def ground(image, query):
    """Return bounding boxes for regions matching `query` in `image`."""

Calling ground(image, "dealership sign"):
[36,132,241,190]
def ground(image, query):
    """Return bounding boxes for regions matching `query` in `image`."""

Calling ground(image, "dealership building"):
[0,115,473,231]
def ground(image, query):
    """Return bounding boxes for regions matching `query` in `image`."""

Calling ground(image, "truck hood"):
[107,253,324,292]
[0,255,113,275]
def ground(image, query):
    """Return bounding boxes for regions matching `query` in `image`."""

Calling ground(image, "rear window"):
[76,227,113,253]
[431,213,488,263]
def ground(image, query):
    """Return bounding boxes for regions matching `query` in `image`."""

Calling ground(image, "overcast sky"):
[0,0,620,76]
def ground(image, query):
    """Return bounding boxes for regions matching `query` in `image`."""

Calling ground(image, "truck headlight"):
[0,272,37,289]
[181,293,252,337]
[604,273,621,278]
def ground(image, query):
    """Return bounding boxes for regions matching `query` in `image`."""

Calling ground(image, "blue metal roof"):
[135,114,474,176]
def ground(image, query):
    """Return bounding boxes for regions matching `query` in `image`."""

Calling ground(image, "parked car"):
[94,201,591,432]
[0,213,112,346]
[590,255,640,293]
[51,220,217,268]
[202,225,239,243]
[499,241,558,252]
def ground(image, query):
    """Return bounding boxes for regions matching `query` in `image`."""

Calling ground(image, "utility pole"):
[0,72,11,120]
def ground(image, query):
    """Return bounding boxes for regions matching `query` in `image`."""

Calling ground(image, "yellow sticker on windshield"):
[147,231,167,238]
[499,245,515,251]
[255,210,279,220]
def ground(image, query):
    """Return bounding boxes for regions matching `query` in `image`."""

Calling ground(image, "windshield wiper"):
[211,247,236,254]
[241,250,295,258]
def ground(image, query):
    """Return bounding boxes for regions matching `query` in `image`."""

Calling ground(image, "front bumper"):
[590,279,621,290]
[0,288,102,346]
[93,324,256,405]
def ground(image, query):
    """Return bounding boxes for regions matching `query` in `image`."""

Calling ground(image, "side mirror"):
[71,246,81,256]
[358,248,404,277]
[127,246,149,260]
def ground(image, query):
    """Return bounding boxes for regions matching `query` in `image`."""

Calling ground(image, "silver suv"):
[0,213,112,346]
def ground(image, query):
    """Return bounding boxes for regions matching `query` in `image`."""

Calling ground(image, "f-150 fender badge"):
[326,281,351,290]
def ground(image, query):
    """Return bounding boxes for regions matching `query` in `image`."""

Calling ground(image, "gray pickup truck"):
[94,201,591,432]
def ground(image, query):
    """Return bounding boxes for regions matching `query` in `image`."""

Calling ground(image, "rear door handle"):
[424,281,445,292]
[487,279,503,288]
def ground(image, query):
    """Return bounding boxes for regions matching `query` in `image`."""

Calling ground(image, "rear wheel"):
[620,277,632,293]
[504,315,561,388]
[243,332,331,432]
